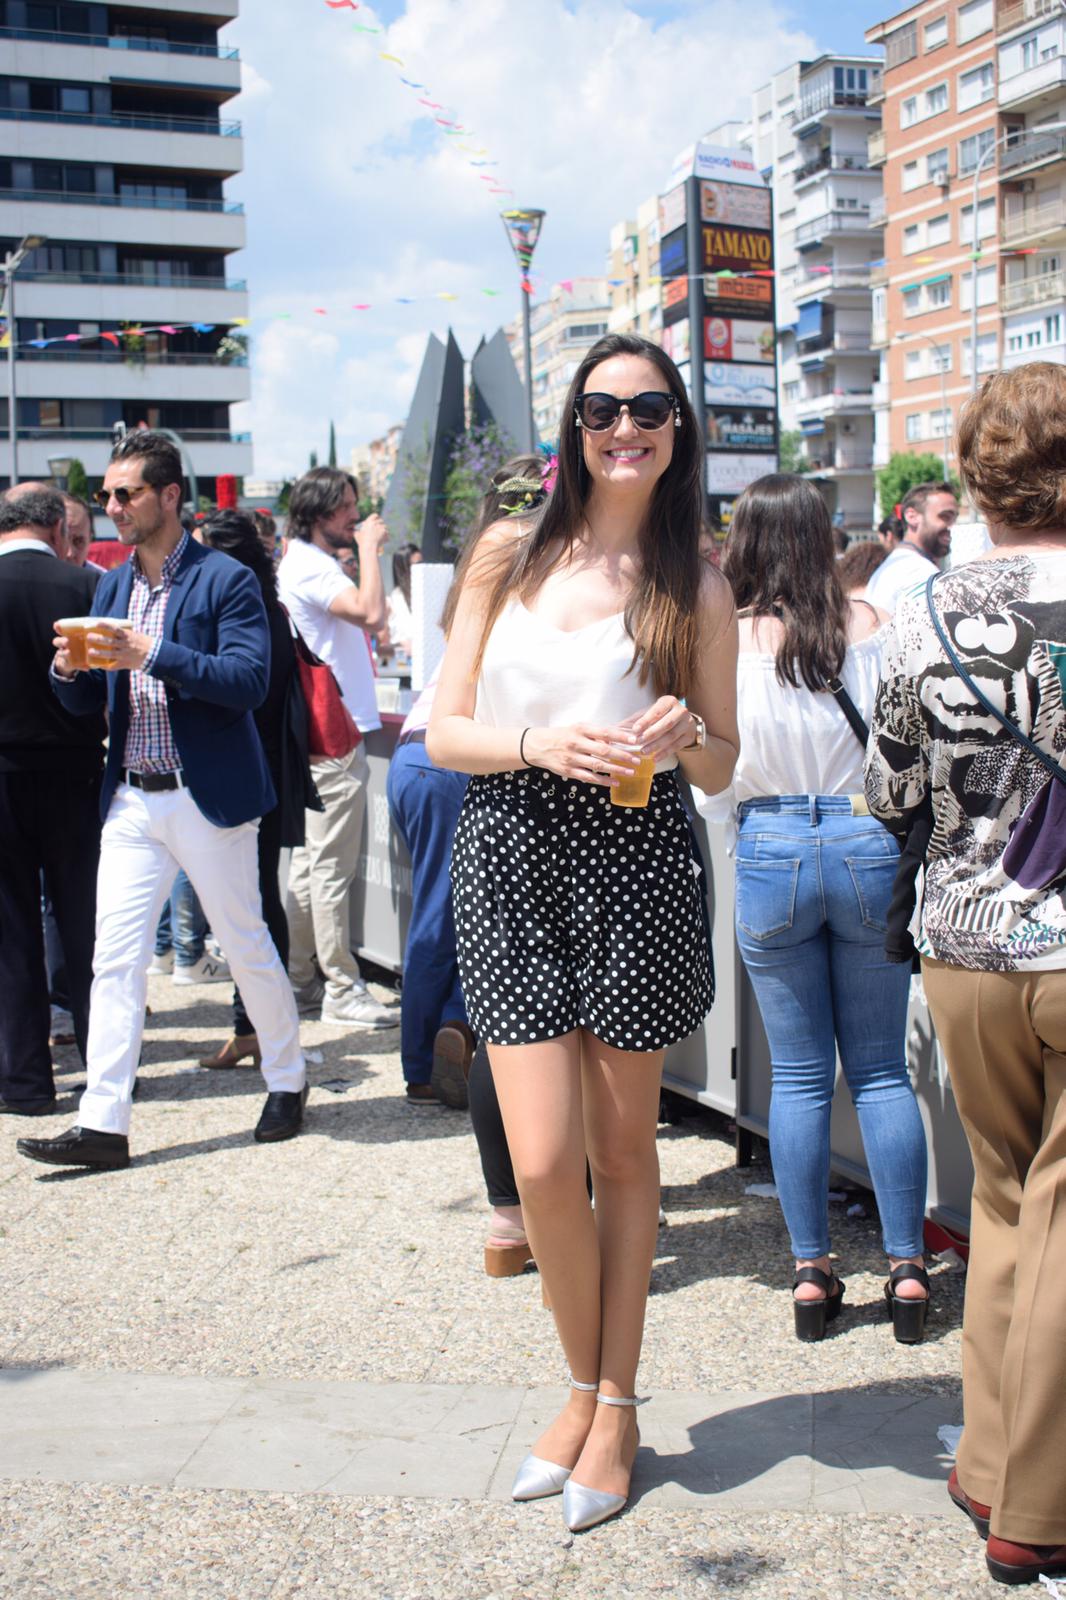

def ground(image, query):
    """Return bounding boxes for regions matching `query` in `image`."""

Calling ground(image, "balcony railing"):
[998,0,1062,34]
[0,186,243,215]
[798,331,877,357]
[15,427,250,442]
[791,79,882,125]
[17,348,247,367]
[1001,196,1066,243]
[1001,268,1066,310]
[0,107,240,137]
[868,130,887,166]
[1000,127,1066,175]
[794,148,872,184]
[19,269,246,290]
[0,23,239,57]
[795,208,872,245]
[794,265,874,297]
[868,195,887,227]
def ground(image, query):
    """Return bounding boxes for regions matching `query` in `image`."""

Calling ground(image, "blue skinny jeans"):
[154,869,207,966]
[734,797,927,1261]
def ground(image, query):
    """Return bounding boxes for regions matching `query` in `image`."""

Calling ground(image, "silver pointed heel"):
[511,1375,598,1502]
[562,1391,648,1533]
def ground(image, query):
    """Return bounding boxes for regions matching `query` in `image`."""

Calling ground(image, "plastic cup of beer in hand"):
[611,753,656,809]
[56,618,121,670]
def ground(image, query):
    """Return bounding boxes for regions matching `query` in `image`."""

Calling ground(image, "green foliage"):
[65,458,89,500]
[877,452,960,518]
[309,449,318,471]
[401,438,432,544]
[440,422,518,553]
[358,494,382,519]
[276,479,294,513]
[328,421,337,469]
[777,430,805,475]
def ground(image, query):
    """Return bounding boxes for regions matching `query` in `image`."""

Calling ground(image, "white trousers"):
[79,783,305,1136]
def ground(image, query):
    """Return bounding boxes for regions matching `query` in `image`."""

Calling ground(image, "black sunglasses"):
[574,391,680,432]
[93,484,152,510]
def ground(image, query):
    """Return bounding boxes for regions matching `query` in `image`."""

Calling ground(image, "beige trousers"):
[923,956,1066,1544]
[286,744,369,1000]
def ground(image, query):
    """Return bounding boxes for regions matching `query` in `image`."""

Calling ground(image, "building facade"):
[866,0,1002,486]
[506,279,609,445]
[0,0,250,495]
[606,195,662,341]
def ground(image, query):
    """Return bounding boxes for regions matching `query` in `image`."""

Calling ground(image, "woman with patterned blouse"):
[866,363,1066,1589]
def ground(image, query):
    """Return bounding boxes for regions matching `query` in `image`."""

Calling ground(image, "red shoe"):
[986,1535,1066,1586]
[948,1467,991,1540]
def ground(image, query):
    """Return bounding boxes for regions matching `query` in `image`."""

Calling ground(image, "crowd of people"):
[1,341,1064,1582]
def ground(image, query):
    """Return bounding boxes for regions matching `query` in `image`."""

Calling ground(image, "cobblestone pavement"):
[0,972,1003,1599]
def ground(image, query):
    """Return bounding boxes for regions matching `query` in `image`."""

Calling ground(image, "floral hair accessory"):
[496,476,544,517]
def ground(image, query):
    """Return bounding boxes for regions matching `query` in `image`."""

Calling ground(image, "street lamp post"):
[500,208,545,452]
[0,233,46,488]
[895,330,951,480]
[969,120,1066,393]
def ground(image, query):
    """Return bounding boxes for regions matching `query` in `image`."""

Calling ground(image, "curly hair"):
[958,363,1066,531]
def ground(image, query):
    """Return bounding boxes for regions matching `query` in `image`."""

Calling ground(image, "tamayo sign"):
[702,225,773,274]
[700,181,771,230]
[705,316,774,363]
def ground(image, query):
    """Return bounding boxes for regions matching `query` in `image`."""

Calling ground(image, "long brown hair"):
[462,333,706,697]
[723,474,849,691]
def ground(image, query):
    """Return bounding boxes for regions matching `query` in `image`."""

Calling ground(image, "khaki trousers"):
[923,956,1066,1544]
[286,744,368,1000]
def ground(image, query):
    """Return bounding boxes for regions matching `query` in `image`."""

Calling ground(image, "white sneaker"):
[319,988,398,1029]
[173,953,231,986]
[147,950,175,976]
[205,935,226,962]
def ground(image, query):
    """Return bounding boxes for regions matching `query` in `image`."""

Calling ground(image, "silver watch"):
[684,712,706,751]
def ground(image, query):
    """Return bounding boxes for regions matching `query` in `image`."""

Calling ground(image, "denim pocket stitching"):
[845,856,897,932]
[736,858,801,941]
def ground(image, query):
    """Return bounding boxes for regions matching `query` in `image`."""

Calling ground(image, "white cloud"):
[224,0,816,478]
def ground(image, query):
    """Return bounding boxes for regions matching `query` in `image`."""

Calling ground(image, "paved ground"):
[0,970,1006,1599]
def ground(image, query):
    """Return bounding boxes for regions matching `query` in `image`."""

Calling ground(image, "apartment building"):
[605,194,663,343]
[866,0,1002,477]
[507,280,610,444]
[0,0,250,494]
[365,423,402,506]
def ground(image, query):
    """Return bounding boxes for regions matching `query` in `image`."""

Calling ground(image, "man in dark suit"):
[0,486,104,1114]
[17,432,307,1171]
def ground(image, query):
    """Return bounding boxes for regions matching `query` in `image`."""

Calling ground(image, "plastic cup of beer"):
[56,617,121,670]
[611,753,656,808]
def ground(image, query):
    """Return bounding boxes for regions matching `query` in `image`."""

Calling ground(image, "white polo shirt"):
[278,537,380,733]
[865,542,939,615]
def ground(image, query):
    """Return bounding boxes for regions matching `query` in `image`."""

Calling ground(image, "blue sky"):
[227,2,894,475]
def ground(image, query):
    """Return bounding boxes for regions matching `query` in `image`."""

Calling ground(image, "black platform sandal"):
[884,1263,930,1344]
[792,1266,845,1342]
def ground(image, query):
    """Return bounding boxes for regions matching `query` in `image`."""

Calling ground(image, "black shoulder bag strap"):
[825,676,870,748]
[924,575,1066,790]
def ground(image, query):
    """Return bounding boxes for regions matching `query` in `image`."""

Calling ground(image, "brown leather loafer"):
[429,1021,474,1110]
[948,1467,991,1540]
[986,1534,1066,1585]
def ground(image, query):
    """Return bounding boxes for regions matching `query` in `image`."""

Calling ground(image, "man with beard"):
[17,431,307,1170]
[277,468,396,1029]
[866,482,959,613]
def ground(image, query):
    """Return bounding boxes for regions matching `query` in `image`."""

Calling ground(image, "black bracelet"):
[519,727,534,767]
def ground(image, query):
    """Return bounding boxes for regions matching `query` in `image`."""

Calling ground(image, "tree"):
[328,421,337,469]
[440,422,517,554]
[308,449,318,471]
[66,459,89,500]
[276,479,294,513]
[876,452,960,518]
[777,430,805,475]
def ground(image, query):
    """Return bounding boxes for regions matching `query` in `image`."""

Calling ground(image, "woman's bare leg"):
[489,1031,601,1468]
[572,1032,665,1496]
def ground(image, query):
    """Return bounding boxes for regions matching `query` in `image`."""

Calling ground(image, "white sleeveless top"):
[474,599,678,771]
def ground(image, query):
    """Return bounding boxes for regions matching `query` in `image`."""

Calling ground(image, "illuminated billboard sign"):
[706,407,776,452]
[702,225,773,274]
[705,361,776,410]
[700,181,771,230]
[704,316,774,363]
[661,319,690,365]
[704,274,773,317]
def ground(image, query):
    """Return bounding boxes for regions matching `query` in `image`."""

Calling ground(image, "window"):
[957,0,993,45]
[905,413,924,442]
[784,381,800,402]
[872,287,887,323]
[927,147,950,183]
[959,198,996,243]
[904,223,921,254]
[959,128,996,176]
[901,96,918,129]
[927,277,952,309]
[925,82,948,116]
[925,16,948,49]
[961,264,997,309]
[905,349,923,379]
[958,63,994,111]
[927,213,951,247]
[1022,34,1038,71]
[930,408,952,437]
[59,86,90,115]
[962,332,998,374]
[1046,312,1063,344]
[903,160,922,191]
[903,287,921,316]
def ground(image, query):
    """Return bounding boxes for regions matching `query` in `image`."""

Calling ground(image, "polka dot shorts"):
[451,766,714,1052]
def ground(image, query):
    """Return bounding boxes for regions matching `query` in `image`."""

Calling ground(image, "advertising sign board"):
[704,315,774,363]
[706,453,778,494]
[702,225,773,274]
[663,276,689,311]
[666,142,764,192]
[704,274,773,317]
[706,408,776,452]
[659,184,687,237]
[661,319,690,365]
[700,181,772,230]
[705,361,776,410]
[659,226,687,281]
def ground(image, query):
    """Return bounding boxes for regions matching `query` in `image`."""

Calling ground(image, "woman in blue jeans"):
[711,475,929,1342]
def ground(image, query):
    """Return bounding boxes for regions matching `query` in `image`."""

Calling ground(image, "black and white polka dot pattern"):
[451,767,714,1051]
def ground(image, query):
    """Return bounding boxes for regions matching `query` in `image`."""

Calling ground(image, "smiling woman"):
[427,331,738,1534]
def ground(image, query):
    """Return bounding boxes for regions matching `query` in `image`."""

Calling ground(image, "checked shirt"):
[121,530,188,775]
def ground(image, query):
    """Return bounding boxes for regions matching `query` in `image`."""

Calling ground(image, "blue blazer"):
[54,537,276,828]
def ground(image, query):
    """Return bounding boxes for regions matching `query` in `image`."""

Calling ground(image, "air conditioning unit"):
[841,422,855,434]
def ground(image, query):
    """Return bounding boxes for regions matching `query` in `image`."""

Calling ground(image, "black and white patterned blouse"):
[865,551,1066,971]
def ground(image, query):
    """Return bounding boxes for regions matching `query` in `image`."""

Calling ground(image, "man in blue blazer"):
[18,432,307,1171]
